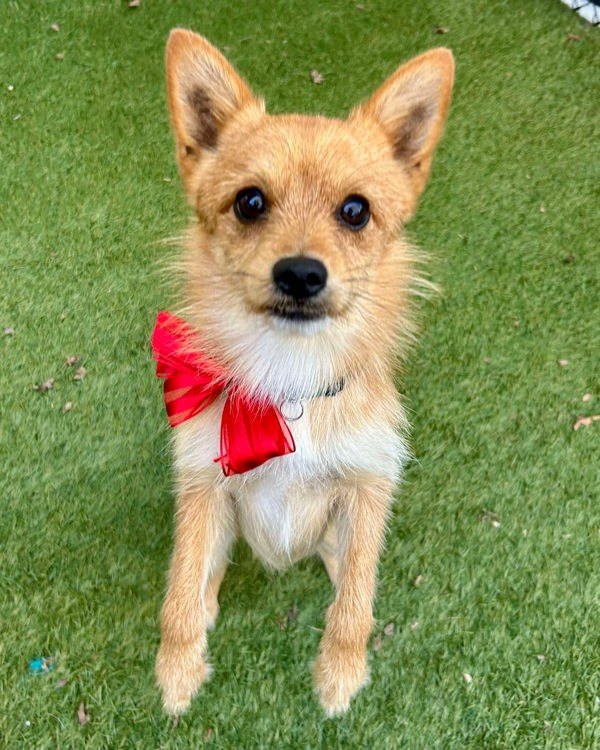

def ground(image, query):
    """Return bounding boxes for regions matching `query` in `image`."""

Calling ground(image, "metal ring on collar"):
[279,399,304,422]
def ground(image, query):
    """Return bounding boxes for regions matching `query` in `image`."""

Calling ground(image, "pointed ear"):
[165,29,263,192]
[351,48,454,207]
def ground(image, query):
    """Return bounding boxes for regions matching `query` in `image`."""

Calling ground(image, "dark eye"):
[234,187,267,223]
[338,194,370,230]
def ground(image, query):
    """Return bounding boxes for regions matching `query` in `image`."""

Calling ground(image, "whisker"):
[208,269,263,282]
[341,276,372,284]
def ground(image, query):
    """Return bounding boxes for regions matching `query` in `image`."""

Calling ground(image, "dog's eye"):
[338,195,370,230]
[234,187,267,223]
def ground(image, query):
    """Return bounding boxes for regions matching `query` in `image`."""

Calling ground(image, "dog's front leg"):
[156,479,235,715]
[314,475,392,716]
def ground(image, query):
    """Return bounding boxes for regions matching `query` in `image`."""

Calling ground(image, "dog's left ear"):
[351,48,454,214]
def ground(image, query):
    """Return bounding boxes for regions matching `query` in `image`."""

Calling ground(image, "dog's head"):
[165,30,454,400]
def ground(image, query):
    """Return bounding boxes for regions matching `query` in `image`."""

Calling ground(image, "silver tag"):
[279,399,304,422]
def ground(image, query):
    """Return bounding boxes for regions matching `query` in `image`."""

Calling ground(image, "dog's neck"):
[214,316,382,405]
[183,278,398,406]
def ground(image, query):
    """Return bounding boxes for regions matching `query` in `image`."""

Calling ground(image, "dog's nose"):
[272,256,328,299]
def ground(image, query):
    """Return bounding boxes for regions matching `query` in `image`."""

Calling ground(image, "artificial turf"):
[1,1,598,748]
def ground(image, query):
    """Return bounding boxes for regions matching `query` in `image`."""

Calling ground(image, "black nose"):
[272,256,328,300]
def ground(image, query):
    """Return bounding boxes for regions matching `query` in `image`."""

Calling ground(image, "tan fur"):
[156,28,454,716]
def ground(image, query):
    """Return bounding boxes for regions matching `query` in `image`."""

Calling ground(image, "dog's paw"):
[313,645,369,717]
[155,641,211,716]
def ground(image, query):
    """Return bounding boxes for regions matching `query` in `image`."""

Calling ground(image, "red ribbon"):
[151,311,295,476]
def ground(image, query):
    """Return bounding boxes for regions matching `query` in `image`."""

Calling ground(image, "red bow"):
[151,311,295,476]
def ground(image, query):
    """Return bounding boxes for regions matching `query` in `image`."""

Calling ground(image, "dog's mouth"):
[266,301,328,323]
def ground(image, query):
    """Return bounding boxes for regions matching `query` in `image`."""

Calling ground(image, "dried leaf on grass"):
[128,0,141,7]
[63,401,73,413]
[50,23,60,32]
[278,603,299,630]
[573,415,600,430]
[310,70,325,84]
[373,621,395,650]
[479,508,501,527]
[557,358,569,367]
[77,701,90,726]
[33,378,55,393]
[4,326,14,335]
[65,355,80,366]
[73,366,87,381]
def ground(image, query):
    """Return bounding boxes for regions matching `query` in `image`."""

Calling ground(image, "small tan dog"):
[154,29,454,717]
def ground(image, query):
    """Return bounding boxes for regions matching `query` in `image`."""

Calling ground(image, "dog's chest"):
[233,462,332,568]
[174,394,405,567]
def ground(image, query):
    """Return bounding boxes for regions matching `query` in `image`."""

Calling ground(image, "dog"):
[152,28,454,717]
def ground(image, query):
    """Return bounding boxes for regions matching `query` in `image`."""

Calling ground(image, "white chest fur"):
[173,390,407,568]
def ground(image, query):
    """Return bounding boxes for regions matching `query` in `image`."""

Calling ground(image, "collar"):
[278,378,346,422]
[313,377,346,399]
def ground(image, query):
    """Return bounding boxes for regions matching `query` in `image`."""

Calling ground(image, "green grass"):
[1,1,598,747]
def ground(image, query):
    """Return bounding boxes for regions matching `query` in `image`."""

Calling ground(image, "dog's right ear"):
[165,29,263,192]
